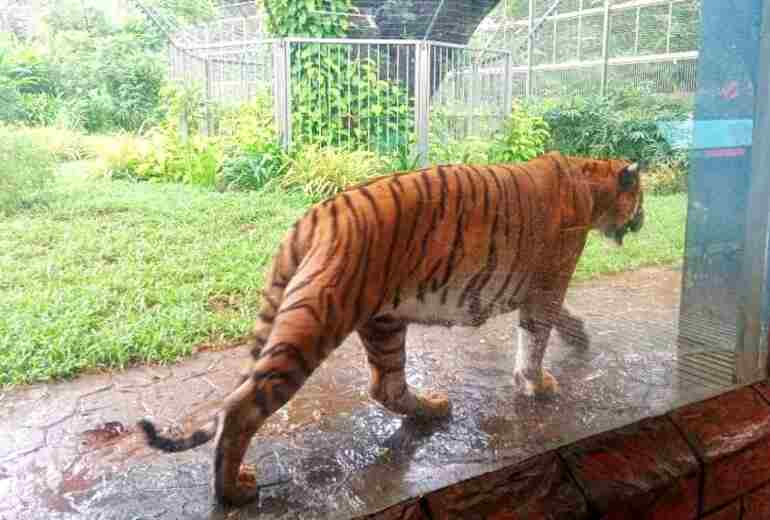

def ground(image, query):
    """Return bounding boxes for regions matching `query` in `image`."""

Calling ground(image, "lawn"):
[0,163,687,386]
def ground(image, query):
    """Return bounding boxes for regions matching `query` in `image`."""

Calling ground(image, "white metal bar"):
[509,50,697,72]
[666,1,674,53]
[553,17,558,63]
[526,0,534,97]
[600,0,611,95]
[577,0,584,61]
[504,52,513,115]
[496,0,688,27]
[414,42,431,166]
[634,6,641,55]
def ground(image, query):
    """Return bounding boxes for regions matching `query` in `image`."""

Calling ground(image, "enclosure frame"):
[737,0,770,382]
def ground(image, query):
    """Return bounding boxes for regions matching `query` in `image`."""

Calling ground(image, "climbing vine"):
[262,0,413,153]
[262,0,351,38]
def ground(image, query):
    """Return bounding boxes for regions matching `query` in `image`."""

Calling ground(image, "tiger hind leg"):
[358,316,451,418]
[212,294,333,506]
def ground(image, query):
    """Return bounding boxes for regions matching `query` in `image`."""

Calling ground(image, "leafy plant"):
[429,136,492,165]
[88,132,153,179]
[265,0,413,153]
[282,145,386,201]
[529,91,690,165]
[218,148,287,191]
[488,104,550,164]
[382,146,422,172]
[645,156,689,195]
[264,0,351,38]
[18,126,95,162]
[291,45,413,154]
[0,126,56,215]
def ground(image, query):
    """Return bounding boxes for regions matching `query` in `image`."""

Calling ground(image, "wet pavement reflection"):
[0,267,736,519]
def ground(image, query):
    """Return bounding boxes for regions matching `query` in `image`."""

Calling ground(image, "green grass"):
[0,162,309,386]
[575,193,687,280]
[0,164,686,386]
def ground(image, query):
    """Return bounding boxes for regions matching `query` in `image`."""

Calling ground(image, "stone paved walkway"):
[0,267,733,519]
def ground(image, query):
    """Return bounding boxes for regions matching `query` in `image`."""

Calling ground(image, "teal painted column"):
[678,0,764,362]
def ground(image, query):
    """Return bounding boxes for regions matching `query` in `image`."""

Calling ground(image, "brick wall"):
[361,382,770,520]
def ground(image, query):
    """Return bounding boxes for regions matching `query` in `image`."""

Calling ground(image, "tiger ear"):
[619,162,642,191]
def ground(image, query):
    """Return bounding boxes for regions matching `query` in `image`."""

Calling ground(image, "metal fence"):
[162,0,701,162]
[169,38,514,163]
[479,0,701,97]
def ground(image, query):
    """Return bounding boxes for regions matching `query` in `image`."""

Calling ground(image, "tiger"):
[138,151,645,506]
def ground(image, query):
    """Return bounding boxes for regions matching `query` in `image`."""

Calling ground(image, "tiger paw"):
[237,464,258,488]
[415,390,452,418]
[514,369,559,399]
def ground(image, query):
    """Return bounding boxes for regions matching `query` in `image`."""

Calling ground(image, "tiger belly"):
[381,271,534,327]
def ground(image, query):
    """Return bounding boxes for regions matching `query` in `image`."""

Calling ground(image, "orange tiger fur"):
[139,151,645,506]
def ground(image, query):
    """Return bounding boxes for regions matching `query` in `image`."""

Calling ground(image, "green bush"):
[282,145,386,201]
[17,126,95,162]
[427,105,550,166]
[0,126,56,215]
[488,104,551,164]
[0,15,165,133]
[87,132,152,179]
[429,136,493,165]
[528,90,690,165]
[218,147,287,191]
[291,45,413,154]
[645,156,689,195]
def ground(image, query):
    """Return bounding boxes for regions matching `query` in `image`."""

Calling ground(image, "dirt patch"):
[195,334,254,354]
[239,223,258,233]
[207,294,242,314]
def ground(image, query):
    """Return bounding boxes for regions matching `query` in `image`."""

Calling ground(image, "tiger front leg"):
[514,301,561,398]
[359,316,451,419]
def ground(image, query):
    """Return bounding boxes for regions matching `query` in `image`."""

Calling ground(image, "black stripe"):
[418,259,443,301]
[490,169,511,241]
[364,355,402,376]
[440,169,466,302]
[460,166,478,205]
[252,368,304,388]
[484,171,525,312]
[309,208,319,240]
[437,166,449,221]
[289,227,300,267]
[276,301,323,325]
[474,167,491,218]
[261,290,279,311]
[404,177,426,277]
[372,183,402,316]
[458,212,499,310]
[259,342,311,378]
[392,175,406,194]
[411,172,440,280]
[257,312,274,324]
[330,201,339,238]
[351,188,380,324]
[339,193,367,302]
[392,286,402,309]
[323,290,341,349]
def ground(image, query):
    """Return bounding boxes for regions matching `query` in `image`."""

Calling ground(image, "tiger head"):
[592,160,645,246]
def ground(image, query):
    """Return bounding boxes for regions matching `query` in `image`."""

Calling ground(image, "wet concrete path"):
[0,267,734,519]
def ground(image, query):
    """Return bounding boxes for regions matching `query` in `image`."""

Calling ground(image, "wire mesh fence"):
[158,0,702,161]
